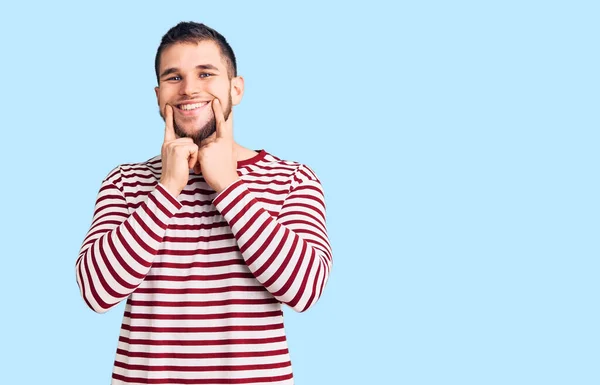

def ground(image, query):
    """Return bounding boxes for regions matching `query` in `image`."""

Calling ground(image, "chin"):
[175,120,216,144]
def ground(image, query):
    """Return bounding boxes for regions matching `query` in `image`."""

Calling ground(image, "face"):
[155,41,244,144]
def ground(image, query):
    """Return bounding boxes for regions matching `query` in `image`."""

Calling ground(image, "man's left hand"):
[197,98,239,193]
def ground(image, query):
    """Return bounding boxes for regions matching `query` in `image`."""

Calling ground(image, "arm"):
[75,169,182,313]
[213,165,333,312]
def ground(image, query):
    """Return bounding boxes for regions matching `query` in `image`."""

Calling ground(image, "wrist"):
[214,175,240,194]
[159,179,182,197]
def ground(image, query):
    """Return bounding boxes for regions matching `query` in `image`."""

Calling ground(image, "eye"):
[166,76,181,81]
[199,73,213,79]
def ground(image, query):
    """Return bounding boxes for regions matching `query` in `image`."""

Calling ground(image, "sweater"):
[75,149,332,384]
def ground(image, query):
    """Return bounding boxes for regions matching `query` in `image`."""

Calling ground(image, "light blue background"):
[0,1,597,384]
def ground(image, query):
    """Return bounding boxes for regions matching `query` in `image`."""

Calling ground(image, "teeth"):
[180,102,206,111]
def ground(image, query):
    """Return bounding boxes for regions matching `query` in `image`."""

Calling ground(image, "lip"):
[174,100,211,116]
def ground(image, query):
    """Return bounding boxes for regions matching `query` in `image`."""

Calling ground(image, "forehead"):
[159,41,226,71]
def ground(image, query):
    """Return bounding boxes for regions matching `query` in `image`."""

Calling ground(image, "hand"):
[159,104,199,197]
[197,98,239,193]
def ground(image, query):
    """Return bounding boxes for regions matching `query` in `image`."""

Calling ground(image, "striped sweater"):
[75,149,332,384]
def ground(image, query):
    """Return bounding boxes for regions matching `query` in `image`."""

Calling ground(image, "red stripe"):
[237,211,269,251]
[99,236,138,289]
[96,194,126,204]
[81,250,111,311]
[91,211,128,224]
[118,223,153,268]
[262,236,298,289]
[140,201,168,230]
[114,360,291,372]
[162,233,234,243]
[148,191,177,218]
[94,203,127,218]
[124,189,155,199]
[133,286,267,295]
[288,248,317,309]
[115,347,288,359]
[76,259,95,311]
[122,180,157,187]
[215,182,247,214]
[123,311,283,320]
[278,209,326,233]
[123,219,157,255]
[121,171,155,179]
[90,241,129,299]
[119,335,286,346]
[122,322,284,334]
[174,210,222,219]
[252,228,287,277]
[272,235,307,298]
[167,222,229,231]
[128,298,278,307]
[154,184,182,211]
[285,193,325,212]
[155,246,240,256]
[145,272,254,282]
[247,187,288,196]
[304,260,323,312]
[151,259,244,269]
[179,187,215,196]
[112,372,293,384]
[244,223,279,266]
[131,210,162,243]
[108,228,146,280]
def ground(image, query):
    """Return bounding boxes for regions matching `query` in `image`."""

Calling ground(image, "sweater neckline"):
[237,149,267,167]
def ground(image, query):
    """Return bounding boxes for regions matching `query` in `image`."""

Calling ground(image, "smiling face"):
[155,40,244,144]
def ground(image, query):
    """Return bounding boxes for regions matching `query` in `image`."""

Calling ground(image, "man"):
[75,22,332,384]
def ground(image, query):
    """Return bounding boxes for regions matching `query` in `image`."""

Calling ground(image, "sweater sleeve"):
[212,165,333,312]
[75,168,182,313]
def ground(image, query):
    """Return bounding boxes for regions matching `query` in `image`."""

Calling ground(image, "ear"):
[154,86,160,105]
[230,76,245,106]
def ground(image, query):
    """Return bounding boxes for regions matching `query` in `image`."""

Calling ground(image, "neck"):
[234,143,259,162]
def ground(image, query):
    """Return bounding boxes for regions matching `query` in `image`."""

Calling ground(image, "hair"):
[154,21,237,84]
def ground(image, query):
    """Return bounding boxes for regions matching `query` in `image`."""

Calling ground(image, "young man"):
[75,22,332,384]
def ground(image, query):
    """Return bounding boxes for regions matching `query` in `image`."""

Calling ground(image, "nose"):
[179,77,201,97]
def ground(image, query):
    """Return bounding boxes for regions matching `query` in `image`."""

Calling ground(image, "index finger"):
[212,98,233,141]
[164,104,176,142]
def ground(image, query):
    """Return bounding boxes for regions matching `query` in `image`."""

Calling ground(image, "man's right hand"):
[159,104,198,197]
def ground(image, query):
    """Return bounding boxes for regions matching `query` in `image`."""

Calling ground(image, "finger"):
[212,98,233,141]
[188,147,198,170]
[164,104,176,142]
[193,162,202,174]
[174,137,194,144]
[199,131,217,148]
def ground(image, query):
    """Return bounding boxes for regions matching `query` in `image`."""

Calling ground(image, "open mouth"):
[176,101,210,114]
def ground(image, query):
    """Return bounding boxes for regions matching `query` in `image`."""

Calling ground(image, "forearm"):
[76,182,181,313]
[214,178,332,312]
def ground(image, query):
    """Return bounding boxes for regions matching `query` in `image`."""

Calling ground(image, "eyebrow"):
[159,64,220,79]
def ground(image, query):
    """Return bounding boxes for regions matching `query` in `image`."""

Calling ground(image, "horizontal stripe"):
[115,347,289,360]
[123,311,283,320]
[128,298,278,308]
[122,323,284,334]
[112,372,293,384]
[119,336,286,346]
[114,360,290,372]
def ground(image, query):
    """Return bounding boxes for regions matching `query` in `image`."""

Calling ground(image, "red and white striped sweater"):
[75,149,332,384]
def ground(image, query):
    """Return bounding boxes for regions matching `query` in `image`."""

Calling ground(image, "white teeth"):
[180,102,206,111]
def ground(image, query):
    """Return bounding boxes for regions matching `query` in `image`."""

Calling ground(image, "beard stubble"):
[161,94,233,146]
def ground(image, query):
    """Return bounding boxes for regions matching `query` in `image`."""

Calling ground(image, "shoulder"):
[257,151,322,190]
[102,155,162,187]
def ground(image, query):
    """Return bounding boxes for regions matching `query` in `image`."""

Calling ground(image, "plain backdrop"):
[0,1,598,384]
